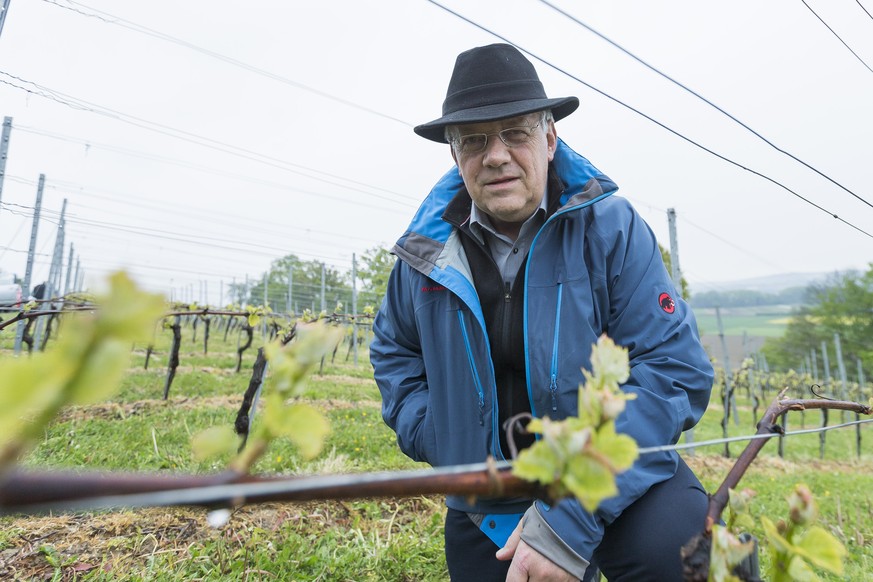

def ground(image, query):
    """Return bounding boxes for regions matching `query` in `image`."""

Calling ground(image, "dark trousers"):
[444,457,708,582]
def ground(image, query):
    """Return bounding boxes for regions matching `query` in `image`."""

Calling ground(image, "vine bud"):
[787,483,817,525]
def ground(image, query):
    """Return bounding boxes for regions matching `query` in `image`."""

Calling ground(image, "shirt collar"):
[469,190,549,245]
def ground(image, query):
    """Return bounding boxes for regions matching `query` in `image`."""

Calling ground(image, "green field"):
[693,306,794,338]
[2,319,872,580]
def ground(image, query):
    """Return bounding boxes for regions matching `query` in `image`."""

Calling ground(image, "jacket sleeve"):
[370,260,435,465]
[531,200,715,563]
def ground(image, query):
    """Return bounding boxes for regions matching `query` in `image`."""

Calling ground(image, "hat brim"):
[413,96,579,143]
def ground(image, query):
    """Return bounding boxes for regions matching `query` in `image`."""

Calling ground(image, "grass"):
[2,319,873,580]
[694,307,792,338]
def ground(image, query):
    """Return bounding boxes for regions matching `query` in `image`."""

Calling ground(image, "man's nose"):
[481,135,511,166]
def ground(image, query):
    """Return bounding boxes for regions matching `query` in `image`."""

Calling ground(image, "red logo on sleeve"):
[658,292,675,314]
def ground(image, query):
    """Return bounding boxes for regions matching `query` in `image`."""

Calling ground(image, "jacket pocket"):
[547,282,564,415]
[457,310,486,426]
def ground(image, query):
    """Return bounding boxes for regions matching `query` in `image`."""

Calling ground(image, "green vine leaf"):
[563,453,617,511]
[513,335,639,512]
[268,402,330,460]
[192,426,240,461]
[708,524,755,582]
[761,516,791,554]
[0,272,165,473]
[66,340,130,405]
[726,488,757,533]
[792,526,846,574]
[209,322,344,474]
[761,484,847,582]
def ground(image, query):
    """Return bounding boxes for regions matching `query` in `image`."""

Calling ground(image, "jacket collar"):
[391,139,618,276]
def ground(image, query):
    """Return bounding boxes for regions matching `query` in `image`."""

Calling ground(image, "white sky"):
[0,0,871,305]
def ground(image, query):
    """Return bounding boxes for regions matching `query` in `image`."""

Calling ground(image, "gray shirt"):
[468,194,548,289]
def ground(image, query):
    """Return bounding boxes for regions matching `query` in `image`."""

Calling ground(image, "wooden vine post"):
[234,324,297,447]
[162,315,182,400]
[236,322,254,373]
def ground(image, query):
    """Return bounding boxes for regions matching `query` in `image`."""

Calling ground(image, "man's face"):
[450,112,557,234]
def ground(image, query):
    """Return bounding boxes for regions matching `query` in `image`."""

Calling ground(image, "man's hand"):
[496,522,576,581]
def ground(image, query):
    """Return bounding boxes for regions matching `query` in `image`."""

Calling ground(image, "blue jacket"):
[370,139,714,561]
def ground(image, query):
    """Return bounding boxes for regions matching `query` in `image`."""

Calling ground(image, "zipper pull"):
[549,374,558,412]
[504,281,511,303]
[478,394,485,426]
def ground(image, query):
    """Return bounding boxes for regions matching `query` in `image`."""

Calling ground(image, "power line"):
[801,0,873,74]
[858,0,873,21]
[7,173,398,252]
[678,216,786,273]
[14,124,420,209]
[3,175,394,269]
[41,0,414,128]
[424,0,873,240]
[3,197,356,274]
[625,195,787,274]
[0,72,416,208]
[537,0,873,211]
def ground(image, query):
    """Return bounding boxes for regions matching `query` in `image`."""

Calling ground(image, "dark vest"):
[442,169,564,458]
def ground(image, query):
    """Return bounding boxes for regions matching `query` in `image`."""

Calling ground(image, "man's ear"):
[450,145,461,175]
[546,120,557,162]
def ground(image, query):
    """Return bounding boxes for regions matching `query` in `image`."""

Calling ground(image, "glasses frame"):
[451,122,542,156]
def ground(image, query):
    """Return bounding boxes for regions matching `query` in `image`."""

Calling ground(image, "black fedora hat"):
[414,43,579,143]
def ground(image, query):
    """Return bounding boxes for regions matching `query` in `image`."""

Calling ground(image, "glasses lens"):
[458,134,487,153]
[455,123,539,154]
[500,128,532,146]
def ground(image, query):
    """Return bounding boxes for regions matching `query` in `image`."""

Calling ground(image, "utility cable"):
[0,72,414,208]
[801,0,873,74]
[14,124,420,207]
[41,0,413,128]
[425,0,873,240]
[0,197,343,265]
[538,0,873,210]
[623,195,787,273]
[2,198,357,276]
[858,0,873,21]
[6,173,399,252]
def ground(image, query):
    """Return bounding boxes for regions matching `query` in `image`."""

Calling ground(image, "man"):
[370,43,714,581]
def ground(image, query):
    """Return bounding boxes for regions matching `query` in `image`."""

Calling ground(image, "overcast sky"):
[1,0,871,305]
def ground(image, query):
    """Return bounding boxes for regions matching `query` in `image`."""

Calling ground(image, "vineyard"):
[1,298,873,580]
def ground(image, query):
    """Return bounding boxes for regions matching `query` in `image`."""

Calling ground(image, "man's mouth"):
[485,176,518,186]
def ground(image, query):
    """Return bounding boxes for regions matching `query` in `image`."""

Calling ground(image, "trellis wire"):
[5,416,871,515]
[640,417,873,454]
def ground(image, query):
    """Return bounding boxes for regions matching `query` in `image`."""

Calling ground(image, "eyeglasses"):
[451,122,541,155]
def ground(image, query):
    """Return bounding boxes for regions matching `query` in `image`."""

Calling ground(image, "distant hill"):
[690,271,836,294]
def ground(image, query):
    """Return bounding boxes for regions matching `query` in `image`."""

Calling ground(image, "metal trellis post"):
[0,117,12,230]
[14,174,44,355]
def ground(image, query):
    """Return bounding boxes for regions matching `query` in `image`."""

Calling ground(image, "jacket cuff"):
[520,503,591,579]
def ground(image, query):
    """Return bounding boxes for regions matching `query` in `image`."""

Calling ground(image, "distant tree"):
[659,244,690,299]
[246,255,348,313]
[761,266,873,375]
[357,246,395,308]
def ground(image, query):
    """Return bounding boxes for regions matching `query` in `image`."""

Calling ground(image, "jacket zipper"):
[457,311,486,426]
[500,281,512,365]
[549,282,563,413]
[523,185,613,420]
